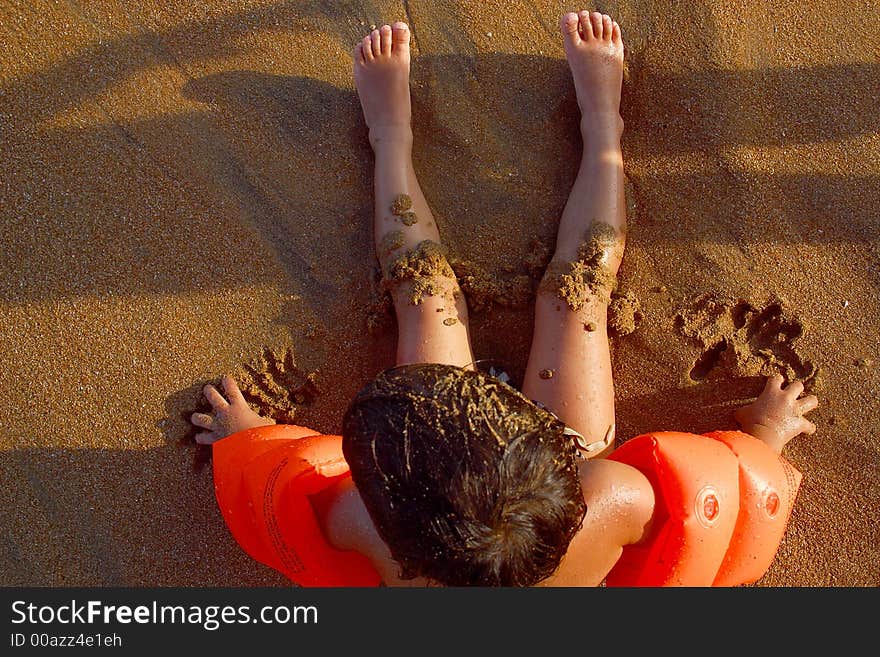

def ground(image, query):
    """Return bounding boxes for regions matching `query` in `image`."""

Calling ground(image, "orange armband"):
[605,430,801,587]
[212,424,381,587]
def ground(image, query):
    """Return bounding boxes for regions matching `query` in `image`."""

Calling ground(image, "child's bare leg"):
[521,11,626,456]
[354,23,474,368]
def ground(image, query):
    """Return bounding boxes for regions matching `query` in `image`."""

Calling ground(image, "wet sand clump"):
[539,222,621,309]
[399,211,418,226]
[449,257,533,313]
[523,238,553,279]
[367,248,537,330]
[391,194,412,215]
[384,240,458,306]
[608,291,643,337]
[378,230,406,261]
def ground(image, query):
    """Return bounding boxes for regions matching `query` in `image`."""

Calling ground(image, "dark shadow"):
[4,52,879,305]
[623,52,880,153]
[0,445,289,587]
[615,376,764,439]
[158,381,215,474]
[3,8,879,588]
[0,0,377,126]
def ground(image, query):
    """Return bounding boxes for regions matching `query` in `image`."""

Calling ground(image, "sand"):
[539,221,623,308]
[1,0,877,587]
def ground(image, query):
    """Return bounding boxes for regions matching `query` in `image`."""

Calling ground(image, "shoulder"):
[577,457,655,546]
[317,476,375,553]
[317,477,428,587]
[539,458,655,586]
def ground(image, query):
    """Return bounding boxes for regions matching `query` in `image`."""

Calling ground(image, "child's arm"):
[733,374,819,454]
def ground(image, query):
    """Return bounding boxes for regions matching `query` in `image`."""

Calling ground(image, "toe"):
[578,10,592,39]
[380,24,392,55]
[590,11,603,38]
[391,21,410,51]
[602,15,613,41]
[362,35,374,61]
[560,12,581,45]
[612,21,622,43]
[354,42,365,66]
[370,28,381,58]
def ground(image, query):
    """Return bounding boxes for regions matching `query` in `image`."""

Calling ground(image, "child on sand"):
[191,12,818,586]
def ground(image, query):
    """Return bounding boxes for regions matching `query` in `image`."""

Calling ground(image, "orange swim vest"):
[213,425,800,587]
[606,430,802,587]
[212,424,381,587]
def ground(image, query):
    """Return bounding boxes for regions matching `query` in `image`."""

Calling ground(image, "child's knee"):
[537,258,615,310]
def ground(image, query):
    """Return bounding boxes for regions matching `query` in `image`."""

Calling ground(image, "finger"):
[797,394,819,414]
[190,412,214,429]
[222,375,246,405]
[784,379,805,399]
[764,373,784,393]
[203,383,229,410]
[194,431,219,445]
[799,419,817,435]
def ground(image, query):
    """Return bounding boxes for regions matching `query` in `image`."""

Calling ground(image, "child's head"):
[342,363,587,586]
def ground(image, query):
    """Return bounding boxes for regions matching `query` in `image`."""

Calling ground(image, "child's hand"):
[733,374,818,454]
[190,375,275,445]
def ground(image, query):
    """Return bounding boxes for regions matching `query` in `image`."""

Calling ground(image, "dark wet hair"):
[341,363,587,587]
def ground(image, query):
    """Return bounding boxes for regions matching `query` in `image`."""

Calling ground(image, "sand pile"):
[1,0,877,586]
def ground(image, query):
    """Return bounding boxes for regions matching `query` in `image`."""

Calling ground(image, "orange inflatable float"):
[212,424,381,587]
[213,425,800,587]
[606,430,802,587]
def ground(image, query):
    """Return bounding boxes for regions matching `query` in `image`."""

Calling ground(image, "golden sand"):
[1,0,878,586]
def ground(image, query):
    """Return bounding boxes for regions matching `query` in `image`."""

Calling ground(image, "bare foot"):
[734,374,818,454]
[560,10,624,138]
[353,22,412,148]
[190,375,274,445]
